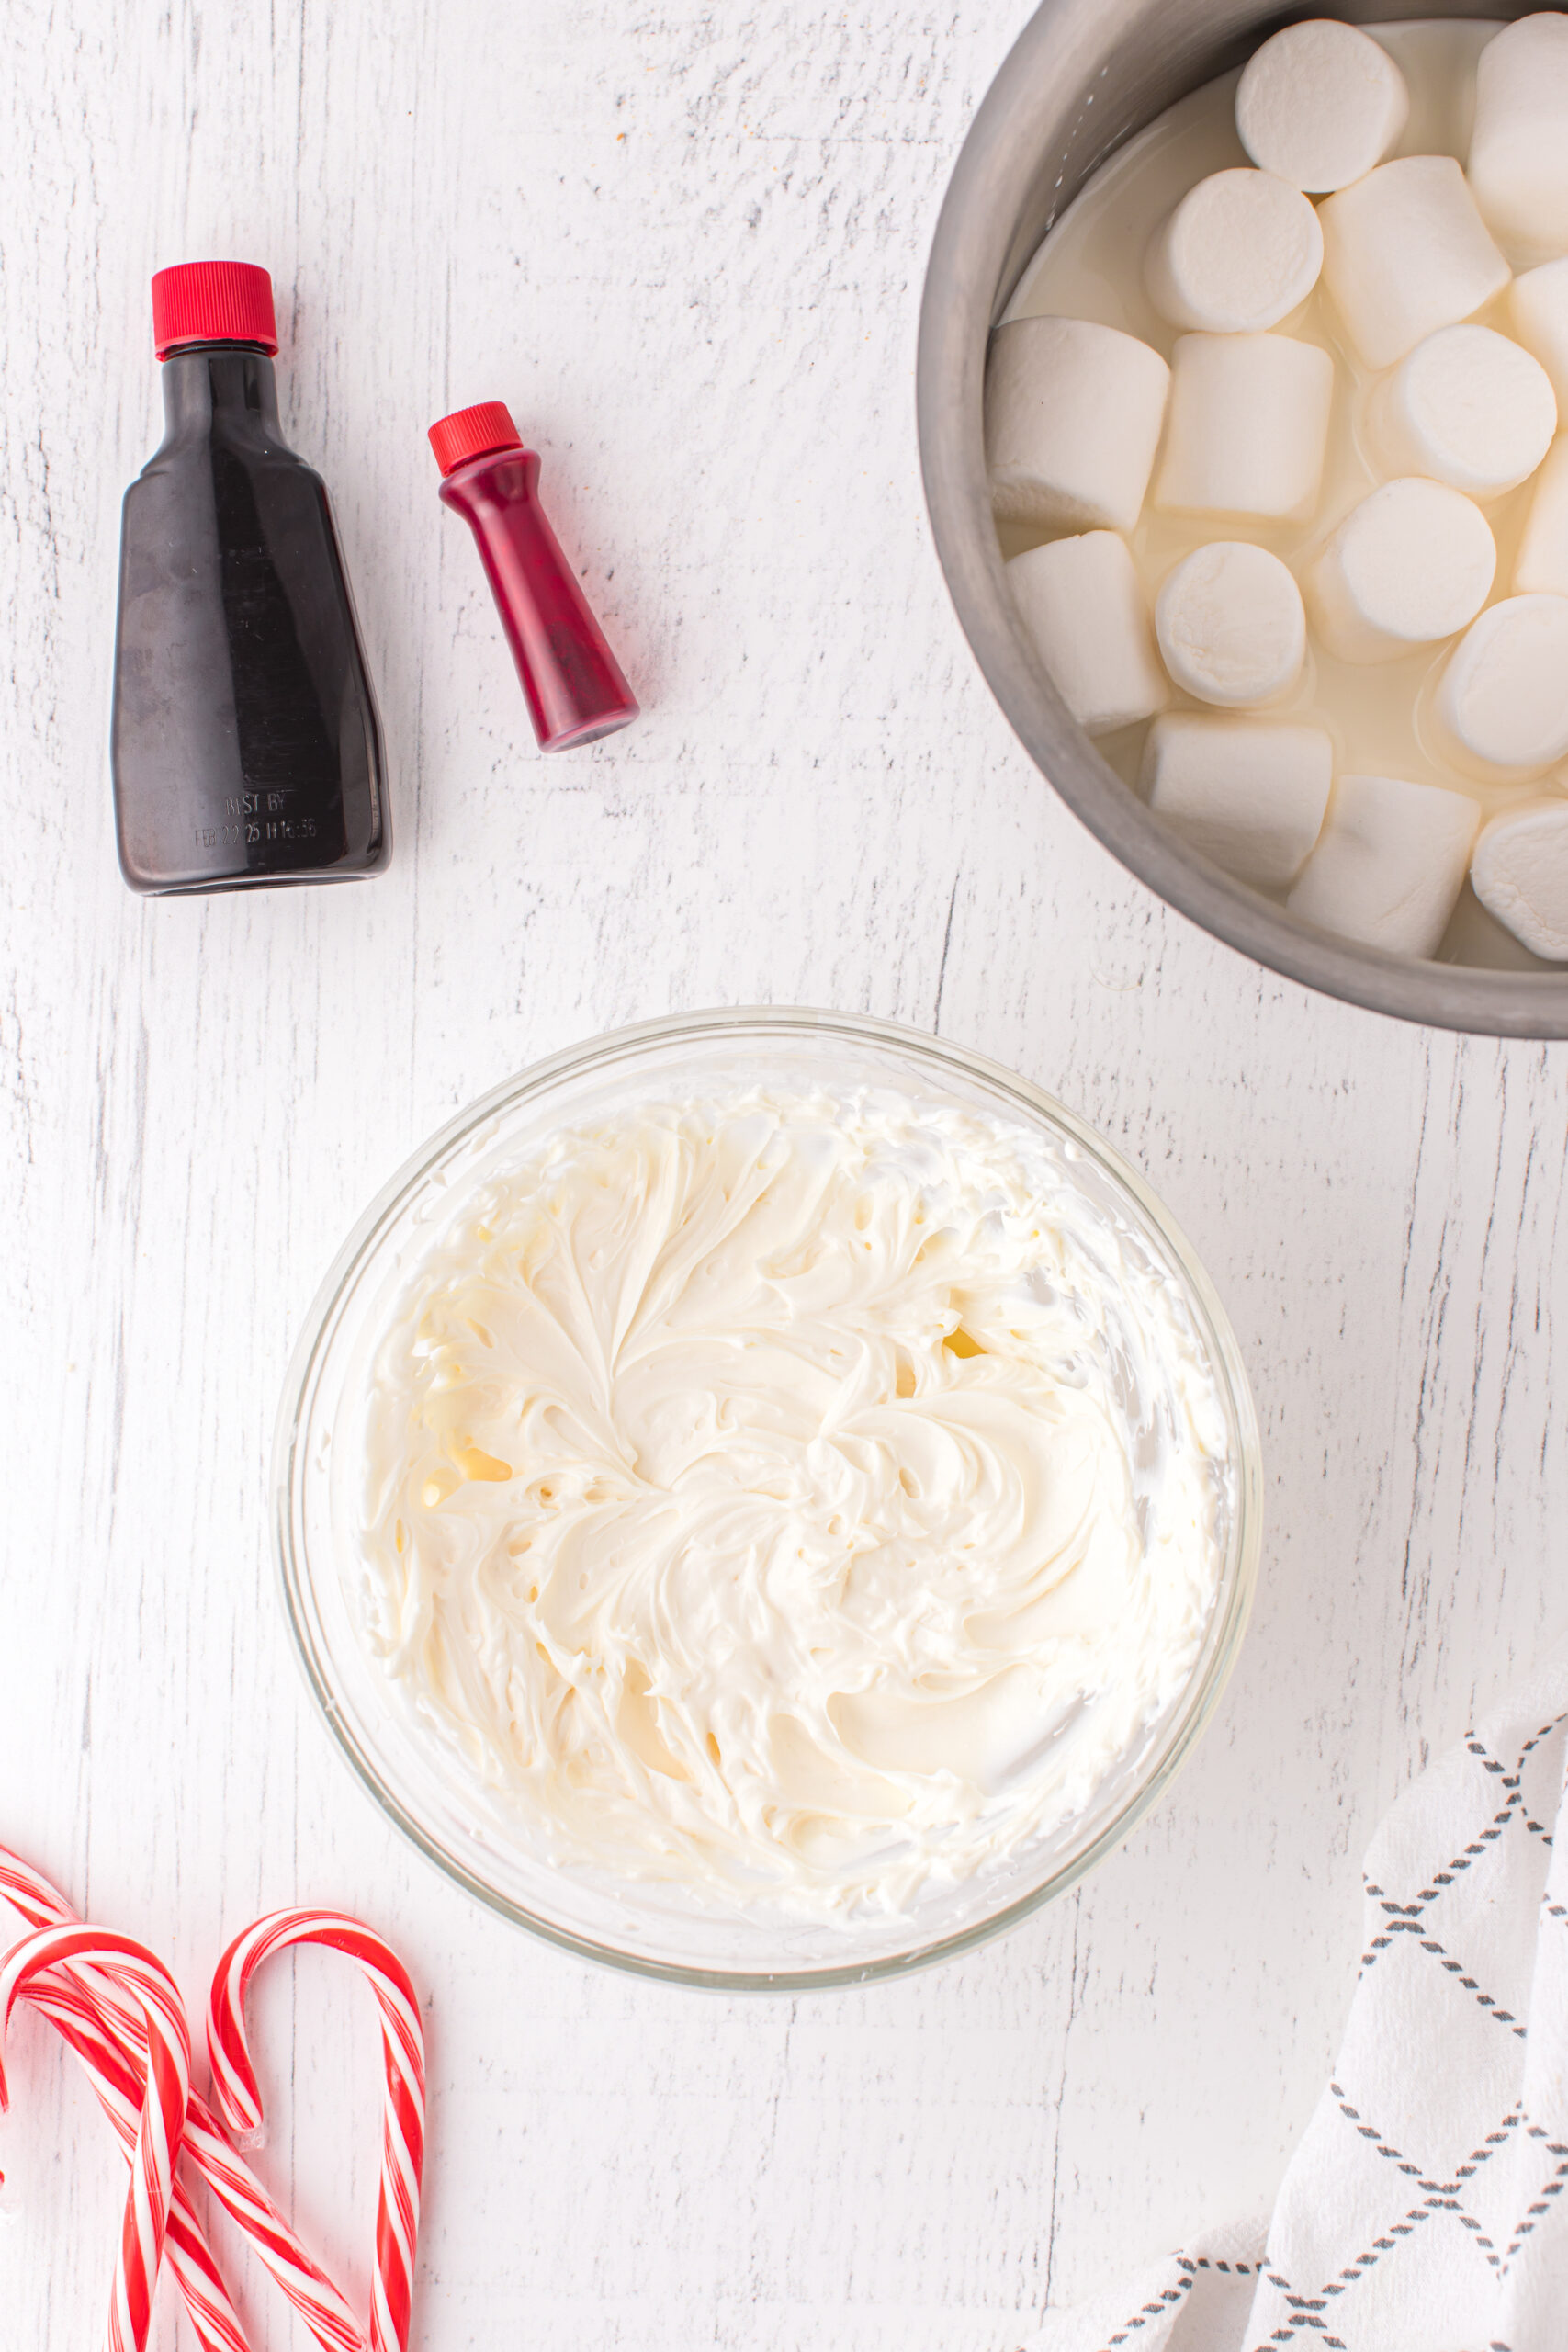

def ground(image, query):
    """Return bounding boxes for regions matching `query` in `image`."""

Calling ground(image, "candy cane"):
[0,1849,367,2352]
[0,1851,244,2350]
[40,1967,367,2352]
[209,1911,426,2352]
[0,1926,190,2352]
[25,1967,253,2352]
[0,1855,419,2352]
[0,1845,78,1931]
[183,2099,367,2352]
[0,1855,247,2349]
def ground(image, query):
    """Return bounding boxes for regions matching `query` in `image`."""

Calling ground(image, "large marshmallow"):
[1286,772,1481,957]
[1508,260,1568,405]
[1155,541,1306,708]
[985,317,1169,531]
[1470,795,1568,958]
[1235,19,1408,195]
[1516,435,1568,594]
[1154,333,1334,520]
[1367,324,1556,498]
[1468,14,1568,264]
[1141,713,1332,887]
[1432,594,1568,775]
[1319,156,1511,371]
[1305,478,1495,663]
[1145,168,1323,333]
[1007,532,1168,735]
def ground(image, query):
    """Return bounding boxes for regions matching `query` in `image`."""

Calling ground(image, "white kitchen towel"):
[1021,1648,1568,2352]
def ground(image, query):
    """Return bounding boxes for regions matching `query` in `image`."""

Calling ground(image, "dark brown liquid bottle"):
[111,262,389,894]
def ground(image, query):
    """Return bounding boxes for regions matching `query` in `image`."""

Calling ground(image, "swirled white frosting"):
[359,1088,1231,1917]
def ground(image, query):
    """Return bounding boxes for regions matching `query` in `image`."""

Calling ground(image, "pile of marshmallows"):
[987,14,1568,964]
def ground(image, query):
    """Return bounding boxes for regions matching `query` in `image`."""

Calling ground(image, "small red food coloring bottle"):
[429,402,638,752]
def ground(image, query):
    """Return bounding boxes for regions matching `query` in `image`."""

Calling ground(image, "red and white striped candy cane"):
[0,1925,190,2352]
[26,1967,254,2352]
[0,1854,421,2352]
[41,1962,366,2352]
[0,1845,78,1933]
[0,1849,247,2350]
[1,1848,368,2352]
[1,1852,249,2350]
[208,1911,426,2352]
[183,2098,367,2352]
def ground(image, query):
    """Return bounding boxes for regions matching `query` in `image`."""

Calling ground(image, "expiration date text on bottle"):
[194,792,320,852]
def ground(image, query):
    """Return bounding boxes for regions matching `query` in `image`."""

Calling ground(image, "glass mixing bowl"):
[275,1008,1262,1988]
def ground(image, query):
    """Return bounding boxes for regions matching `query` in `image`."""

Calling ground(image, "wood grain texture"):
[1,3,1565,2345]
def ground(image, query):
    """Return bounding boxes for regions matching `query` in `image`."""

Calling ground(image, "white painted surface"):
[0,4,1564,2346]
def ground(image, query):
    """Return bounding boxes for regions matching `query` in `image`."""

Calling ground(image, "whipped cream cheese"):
[359,1089,1231,1917]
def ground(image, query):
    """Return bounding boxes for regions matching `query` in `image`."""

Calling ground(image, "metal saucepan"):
[917,1,1568,1035]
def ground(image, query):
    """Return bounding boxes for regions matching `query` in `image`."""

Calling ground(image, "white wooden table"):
[3,4,1564,2344]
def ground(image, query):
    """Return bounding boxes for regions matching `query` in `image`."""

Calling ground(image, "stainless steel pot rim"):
[916,0,1568,1038]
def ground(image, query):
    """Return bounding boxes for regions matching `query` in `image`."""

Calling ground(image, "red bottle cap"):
[152,262,278,359]
[428,402,525,477]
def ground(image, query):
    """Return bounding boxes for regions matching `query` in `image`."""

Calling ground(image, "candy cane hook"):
[0,1926,190,2352]
[209,1909,426,2352]
[25,1968,253,2352]
[1,1849,367,2352]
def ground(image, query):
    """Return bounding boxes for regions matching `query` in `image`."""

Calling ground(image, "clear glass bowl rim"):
[274,1005,1264,1991]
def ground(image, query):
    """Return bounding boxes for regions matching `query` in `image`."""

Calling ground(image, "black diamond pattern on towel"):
[1018,1678,1568,2352]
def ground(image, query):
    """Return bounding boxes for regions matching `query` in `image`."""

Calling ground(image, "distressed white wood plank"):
[2,2,1566,2346]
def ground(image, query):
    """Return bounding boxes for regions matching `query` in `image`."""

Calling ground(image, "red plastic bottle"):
[429,402,637,751]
